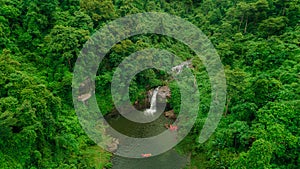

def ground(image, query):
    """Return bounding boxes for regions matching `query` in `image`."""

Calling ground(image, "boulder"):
[77,93,92,102]
[107,138,119,152]
[107,143,118,152]
[77,77,95,103]
[112,138,119,144]
[164,110,176,119]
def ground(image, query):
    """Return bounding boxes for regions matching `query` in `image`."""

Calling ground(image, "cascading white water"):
[144,87,160,116]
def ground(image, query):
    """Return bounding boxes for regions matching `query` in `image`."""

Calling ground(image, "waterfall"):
[144,87,160,116]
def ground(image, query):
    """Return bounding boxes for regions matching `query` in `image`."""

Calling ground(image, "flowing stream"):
[144,87,160,116]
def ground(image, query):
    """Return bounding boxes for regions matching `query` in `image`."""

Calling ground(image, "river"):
[105,113,188,169]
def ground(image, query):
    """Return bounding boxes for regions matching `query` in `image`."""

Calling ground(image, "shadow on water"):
[106,112,173,138]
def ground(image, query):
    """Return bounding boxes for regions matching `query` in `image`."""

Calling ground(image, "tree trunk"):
[224,97,231,117]
[244,15,248,33]
[239,14,244,32]
[68,58,71,69]
[282,5,286,16]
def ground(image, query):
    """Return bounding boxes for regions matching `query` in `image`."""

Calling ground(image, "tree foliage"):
[0,0,299,168]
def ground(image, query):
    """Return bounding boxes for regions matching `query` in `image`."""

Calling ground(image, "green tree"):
[44,25,89,69]
[231,139,273,169]
[259,16,288,36]
[80,0,117,28]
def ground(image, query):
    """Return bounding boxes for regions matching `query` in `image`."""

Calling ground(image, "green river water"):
[106,113,188,169]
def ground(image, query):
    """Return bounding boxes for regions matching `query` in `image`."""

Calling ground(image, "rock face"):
[171,60,192,74]
[158,86,171,99]
[147,86,171,103]
[164,110,176,119]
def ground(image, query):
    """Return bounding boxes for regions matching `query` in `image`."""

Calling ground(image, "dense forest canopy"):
[0,0,299,168]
